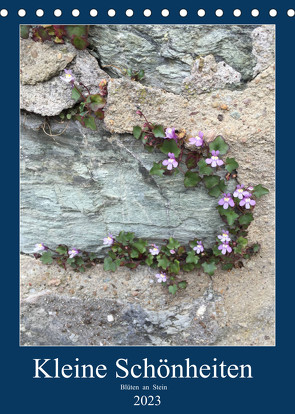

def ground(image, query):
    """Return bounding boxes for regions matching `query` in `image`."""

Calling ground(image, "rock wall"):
[20,24,275,346]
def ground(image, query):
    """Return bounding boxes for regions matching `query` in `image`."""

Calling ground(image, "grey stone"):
[89,25,258,94]
[182,54,241,96]
[20,113,233,255]
[20,39,76,85]
[251,25,275,76]
[20,40,109,116]
[20,290,220,346]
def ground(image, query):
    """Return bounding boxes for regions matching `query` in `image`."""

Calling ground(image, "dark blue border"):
[1,0,292,412]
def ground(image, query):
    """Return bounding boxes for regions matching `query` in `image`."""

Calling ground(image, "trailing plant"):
[34,111,269,294]
[59,70,107,129]
[20,25,90,50]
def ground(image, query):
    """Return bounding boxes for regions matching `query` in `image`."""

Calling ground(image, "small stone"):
[230,111,241,120]
[217,114,224,121]
[212,101,219,108]
[47,279,61,286]
[220,104,229,111]
[107,314,114,322]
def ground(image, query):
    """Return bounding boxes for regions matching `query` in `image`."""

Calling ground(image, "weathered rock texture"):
[21,114,234,254]
[20,39,109,116]
[20,25,275,346]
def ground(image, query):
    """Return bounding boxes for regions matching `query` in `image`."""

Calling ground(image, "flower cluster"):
[217,230,232,255]
[219,185,257,210]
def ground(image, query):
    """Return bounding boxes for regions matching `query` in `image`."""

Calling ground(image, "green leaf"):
[160,139,181,157]
[221,263,234,271]
[186,251,199,264]
[103,257,119,272]
[65,25,88,38]
[116,231,134,246]
[132,239,147,254]
[157,255,170,270]
[84,116,97,131]
[133,126,142,139]
[153,125,165,138]
[219,208,239,226]
[197,159,213,176]
[185,155,198,170]
[40,251,53,265]
[234,237,248,254]
[76,257,84,265]
[203,175,220,189]
[89,253,96,261]
[178,281,187,289]
[167,237,181,251]
[89,94,106,111]
[56,245,68,255]
[168,284,178,295]
[237,237,248,248]
[150,162,164,176]
[209,135,229,155]
[67,258,75,265]
[20,25,31,39]
[218,179,227,193]
[225,157,239,173]
[253,184,269,198]
[145,254,154,266]
[184,171,201,188]
[252,243,260,253]
[239,213,254,226]
[71,86,81,102]
[169,260,180,274]
[71,35,89,50]
[182,263,195,272]
[209,186,222,198]
[131,249,139,259]
[137,69,145,80]
[202,261,217,276]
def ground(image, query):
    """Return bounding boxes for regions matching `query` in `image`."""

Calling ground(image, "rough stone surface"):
[20,24,275,346]
[20,39,76,85]
[20,40,109,116]
[251,26,275,76]
[20,114,232,255]
[20,255,274,346]
[182,54,241,96]
[88,25,269,94]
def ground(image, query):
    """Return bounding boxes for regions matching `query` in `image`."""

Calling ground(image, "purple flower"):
[170,249,176,255]
[149,244,160,256]
[68,248,79,258]
[193,241,204,254]
[247,186,254,191]
[218,193,235,209]
[218,230,231,243]
[165,127,178,141]
[233,184,247,200]
[103,234,114,246]
[60,69,75,86]
[189,131,204,148]
[34,243,47,253]
[218,242,232,255]
[155,272,167,283]
[162,153,178,170]
[239,193,256,209]
[206,150,224,167]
